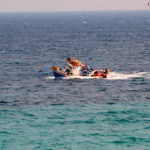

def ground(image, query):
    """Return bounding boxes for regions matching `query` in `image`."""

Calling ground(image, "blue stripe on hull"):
[53,71,65,78]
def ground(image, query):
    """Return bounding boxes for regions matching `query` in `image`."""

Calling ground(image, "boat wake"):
[46,72,150,80]
[45,76,100,80]
[107,71,150,80]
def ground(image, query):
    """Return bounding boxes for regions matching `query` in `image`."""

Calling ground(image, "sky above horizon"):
[0,0,149,12]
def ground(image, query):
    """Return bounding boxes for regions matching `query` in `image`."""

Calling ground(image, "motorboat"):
[52,57,111,79]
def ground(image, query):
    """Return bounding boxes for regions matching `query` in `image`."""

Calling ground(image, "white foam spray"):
[107,72,150,80]
[46,76,55,79]
[46,72,150,80]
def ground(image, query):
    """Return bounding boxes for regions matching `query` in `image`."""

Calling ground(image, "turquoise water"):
[1,103,150,150]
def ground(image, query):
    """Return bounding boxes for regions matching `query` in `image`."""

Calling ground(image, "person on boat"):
[66,57,71,62]
[66,57,84,67]
[101,69,108,74]
[82,65,92,71]
[91,70,107,78]
[65,68,72,75]
[80,65,92,76]
[100,68,112,74]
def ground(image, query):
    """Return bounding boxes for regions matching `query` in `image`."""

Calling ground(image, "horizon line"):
[0,9,149,13]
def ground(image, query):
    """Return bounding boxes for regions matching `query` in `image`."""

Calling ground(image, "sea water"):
[0,11,150,150]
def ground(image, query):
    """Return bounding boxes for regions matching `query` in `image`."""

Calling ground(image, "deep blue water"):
[0,11,150,150]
